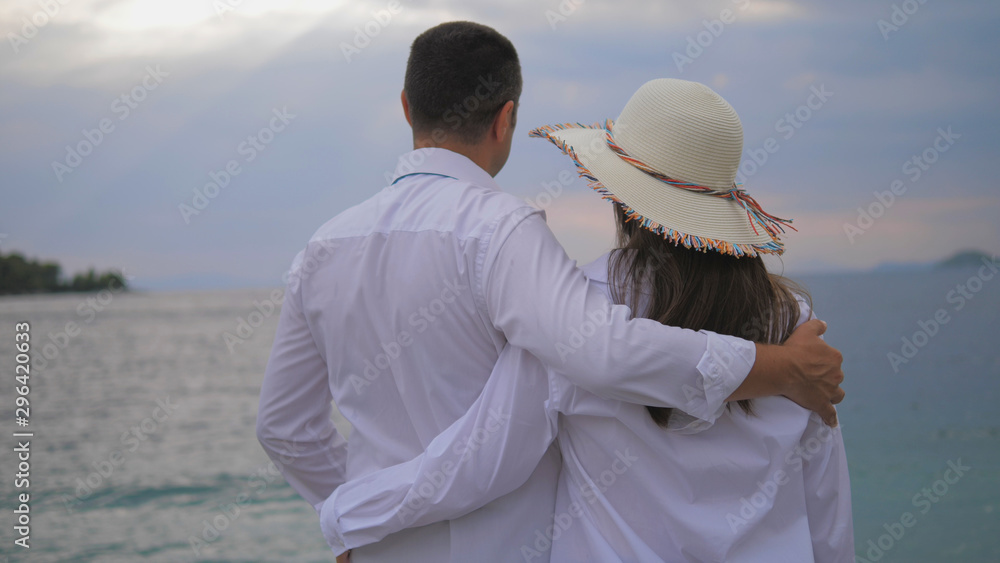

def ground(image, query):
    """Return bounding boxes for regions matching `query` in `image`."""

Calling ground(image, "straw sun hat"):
[529,78,793,257]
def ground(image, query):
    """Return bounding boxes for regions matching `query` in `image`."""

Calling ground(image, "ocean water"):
[0,267,997,562]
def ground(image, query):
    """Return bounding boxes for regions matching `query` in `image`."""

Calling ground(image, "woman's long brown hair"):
[607,203,810,427]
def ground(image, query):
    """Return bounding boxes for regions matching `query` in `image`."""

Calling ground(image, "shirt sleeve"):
[801,414,854,561]
[256,255,348,513]
[319,344,560,553]
[481,209,755,423]
[796,300,854,561]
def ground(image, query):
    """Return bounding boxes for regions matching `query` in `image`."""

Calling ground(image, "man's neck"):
[412,139,497,177]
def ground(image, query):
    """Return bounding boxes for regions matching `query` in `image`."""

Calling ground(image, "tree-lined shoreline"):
[0,252,128,295]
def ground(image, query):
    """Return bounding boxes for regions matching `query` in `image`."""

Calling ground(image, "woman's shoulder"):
[795,294,813,327]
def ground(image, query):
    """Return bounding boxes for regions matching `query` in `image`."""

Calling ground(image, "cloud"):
[1,0,998,288]
[1,0,816,86]
[740,0,808,23]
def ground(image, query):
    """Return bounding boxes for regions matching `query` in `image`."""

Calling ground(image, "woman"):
[324,79,854,562]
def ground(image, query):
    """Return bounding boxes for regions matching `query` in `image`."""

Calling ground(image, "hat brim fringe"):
[529,122,788,258]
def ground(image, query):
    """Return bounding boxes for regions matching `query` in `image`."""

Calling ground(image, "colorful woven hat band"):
[529,120,795,258]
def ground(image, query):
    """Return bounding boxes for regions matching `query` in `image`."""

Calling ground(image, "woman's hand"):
[336,549,351,563]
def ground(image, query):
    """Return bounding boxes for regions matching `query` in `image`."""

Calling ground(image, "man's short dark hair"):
[404,21,522,144]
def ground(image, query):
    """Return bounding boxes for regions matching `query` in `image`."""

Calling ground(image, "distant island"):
[936,249,996,269]
[0,252,128,295]
[872,249,997,273]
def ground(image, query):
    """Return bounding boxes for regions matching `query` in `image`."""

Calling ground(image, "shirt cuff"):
[684,332,756,425]
[319,494,349,556]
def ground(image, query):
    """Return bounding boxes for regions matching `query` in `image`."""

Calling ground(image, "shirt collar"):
[389,148,501,192]
[581,252,611,283]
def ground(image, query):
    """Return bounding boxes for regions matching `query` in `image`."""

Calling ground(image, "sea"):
[0,266,998,562]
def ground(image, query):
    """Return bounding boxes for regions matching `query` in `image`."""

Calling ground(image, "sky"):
[1,0,998,290]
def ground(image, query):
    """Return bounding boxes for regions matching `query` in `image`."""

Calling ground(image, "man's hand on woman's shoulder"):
[732,319,845,426]
[777,319,845,426]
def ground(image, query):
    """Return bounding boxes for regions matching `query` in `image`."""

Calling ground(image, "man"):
[256,21,844,562]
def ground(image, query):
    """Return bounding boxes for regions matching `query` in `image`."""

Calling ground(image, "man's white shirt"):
[256,148,755,561]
